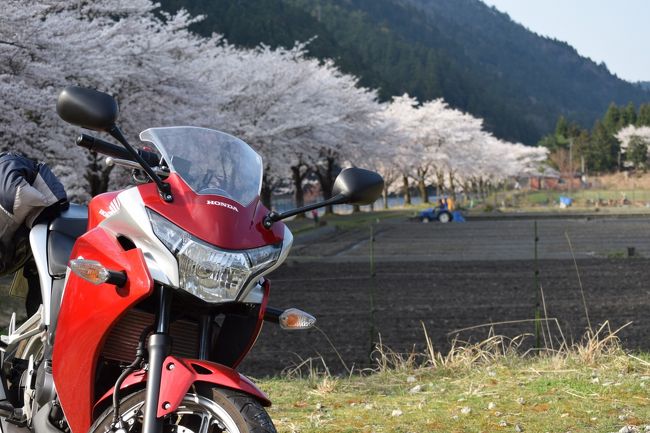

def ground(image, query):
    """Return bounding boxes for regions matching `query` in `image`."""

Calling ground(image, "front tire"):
[90,386,276,433]
[437,211,451,223]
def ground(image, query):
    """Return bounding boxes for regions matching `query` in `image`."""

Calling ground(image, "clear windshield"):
[140,127,263,206]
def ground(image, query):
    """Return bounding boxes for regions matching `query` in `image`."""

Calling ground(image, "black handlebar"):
[76,134,160,167]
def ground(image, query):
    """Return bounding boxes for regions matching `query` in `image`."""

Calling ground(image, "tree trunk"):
[436,171,445,199]
[261,174,273,209]
[291,166,305,208]
[463,181,472,205]
[291,165,306,218]
[402,174,411,205]
[417,178,428,203]
[383,184,389,209]
[352,204,361,213]
[85,154,113,197]
[448,171,456,200]
[315,156,336,214]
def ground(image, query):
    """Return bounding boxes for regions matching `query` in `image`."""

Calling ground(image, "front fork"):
[141,286,172,433]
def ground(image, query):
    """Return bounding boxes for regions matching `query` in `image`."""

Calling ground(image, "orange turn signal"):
[69,258,126,287]
[279,308,316,331]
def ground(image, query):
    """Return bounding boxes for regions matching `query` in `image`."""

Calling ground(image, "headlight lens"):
[148,209,281,303]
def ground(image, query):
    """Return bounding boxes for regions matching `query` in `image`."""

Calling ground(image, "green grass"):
[285,188,650,230]
[258,353,650,433]
[489,189,650,211]
[320,209,407,230]
[286,209,410,234]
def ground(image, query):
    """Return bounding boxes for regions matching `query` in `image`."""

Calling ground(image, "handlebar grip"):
[76,134,160,166]
[76,134,132,160]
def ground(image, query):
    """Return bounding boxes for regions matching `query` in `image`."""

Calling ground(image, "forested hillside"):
[160,0,650,145]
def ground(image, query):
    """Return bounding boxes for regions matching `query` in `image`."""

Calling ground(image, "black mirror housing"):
[56,86,119,131]
[263,167,384,229]
[332,167,384,205]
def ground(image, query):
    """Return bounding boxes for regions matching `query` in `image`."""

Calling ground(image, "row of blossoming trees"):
[1,0,548,210]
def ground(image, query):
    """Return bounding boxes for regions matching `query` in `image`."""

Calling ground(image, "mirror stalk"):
[108,125,173,202]
[263,194,345,229]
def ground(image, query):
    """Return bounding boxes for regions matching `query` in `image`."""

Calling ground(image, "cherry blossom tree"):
[1,0,221,199]
[616,125,650,169]
[198,45,381,210]
[2,0,551,211]
[379,94,549,205]
[380,95,425,205]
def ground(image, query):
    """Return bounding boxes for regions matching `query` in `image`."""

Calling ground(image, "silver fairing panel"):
[239,225,293,302]
[96,187,178,287]
[29,224,52,325]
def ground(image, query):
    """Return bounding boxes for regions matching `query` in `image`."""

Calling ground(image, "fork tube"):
[198,315,211,360]
[142,286,172,433]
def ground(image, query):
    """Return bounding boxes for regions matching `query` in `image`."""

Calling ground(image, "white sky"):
[481,0,650,82]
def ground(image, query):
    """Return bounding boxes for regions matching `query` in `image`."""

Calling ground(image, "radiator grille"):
[101,309,199,363]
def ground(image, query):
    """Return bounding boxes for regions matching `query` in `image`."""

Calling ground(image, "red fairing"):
[94,357,271,416]
[157,357,271,415]
[141,173,285,250]
[52,228,153,433]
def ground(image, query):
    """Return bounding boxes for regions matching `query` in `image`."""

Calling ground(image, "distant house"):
[519,167,561,190]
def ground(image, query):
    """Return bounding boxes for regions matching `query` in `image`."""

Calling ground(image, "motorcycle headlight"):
[147,209,281,303]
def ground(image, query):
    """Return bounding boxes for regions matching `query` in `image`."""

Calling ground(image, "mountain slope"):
[159,0,650,144]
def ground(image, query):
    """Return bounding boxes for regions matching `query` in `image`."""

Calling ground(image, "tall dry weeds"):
[369,320,631,374]
[574,320,629,365]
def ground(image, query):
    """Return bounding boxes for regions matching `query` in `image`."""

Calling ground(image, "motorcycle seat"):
[47,204,88,277]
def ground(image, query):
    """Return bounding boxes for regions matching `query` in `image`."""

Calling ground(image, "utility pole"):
[568,138,573,197]
[533,220,541,349]
[368,224,378,356]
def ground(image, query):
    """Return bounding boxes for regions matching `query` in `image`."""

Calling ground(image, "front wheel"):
[90,387,276,433]
[437,211,452,223]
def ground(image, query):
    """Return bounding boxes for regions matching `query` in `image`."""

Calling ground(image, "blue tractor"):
[418,205,453,223]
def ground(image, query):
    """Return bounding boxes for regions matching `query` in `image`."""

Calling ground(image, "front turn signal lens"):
[69,258,127,287]
[279,308,316,331]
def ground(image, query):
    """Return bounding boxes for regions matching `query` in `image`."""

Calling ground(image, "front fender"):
[95,356,270,418]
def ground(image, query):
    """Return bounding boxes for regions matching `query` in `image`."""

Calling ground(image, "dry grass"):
[283,317,630,381]
[596,171,650,190]
[575,321,631,365]
[261,323,649,433]
[370,318,629,375]
[371,324,529,374]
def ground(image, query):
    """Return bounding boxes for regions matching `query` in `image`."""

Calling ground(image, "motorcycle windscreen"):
[140,127,262,207]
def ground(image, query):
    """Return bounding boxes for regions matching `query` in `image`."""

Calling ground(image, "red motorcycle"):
[0,86,383,433]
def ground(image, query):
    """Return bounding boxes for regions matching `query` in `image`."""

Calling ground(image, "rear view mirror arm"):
[108,125,173,203]
[263,194,346,229]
